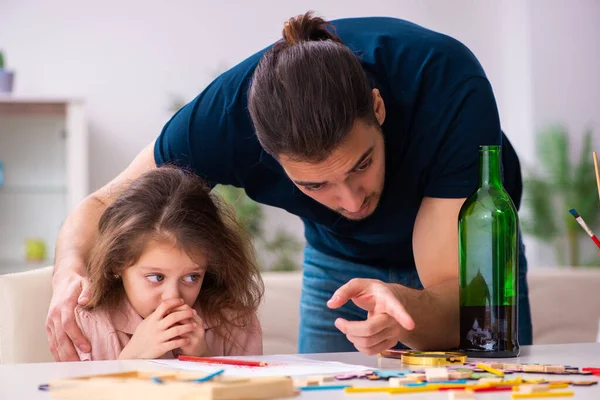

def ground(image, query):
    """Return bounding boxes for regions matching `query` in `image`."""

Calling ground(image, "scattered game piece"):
[547,383,570,389]
[334,373,357,380]
[582,367,600,376]
[470,373,495,379]
[476,363,505,377]
[334,371,372,380]
[473,386,513,393]
[547,380,572,385]
[504,363,523,371]
[404,382,427,387]
[406,373,426,381]
[522,365,546,373]
[297,384,351,391]
[523,378,547,384]
[293,378,317,387]
[544,365,566,374]
[306,375,334,384]
[519,384,550,394]
[193,369,226,383]
[511,391,575,398]
[448,371,472,380]
[565,368,579,374]
[478,377,503,384]
[389,377,419,387]
[571,380,599,386]
[425,367,449,382]
[372,370,409,379]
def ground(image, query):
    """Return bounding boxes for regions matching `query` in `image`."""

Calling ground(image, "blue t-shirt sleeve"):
[424,76,502,198]
[154,81,239,188]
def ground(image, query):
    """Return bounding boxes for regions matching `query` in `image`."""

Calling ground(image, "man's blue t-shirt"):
[154,16,522,270]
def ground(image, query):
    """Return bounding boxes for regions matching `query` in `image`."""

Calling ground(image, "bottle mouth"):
[479,145,501,152]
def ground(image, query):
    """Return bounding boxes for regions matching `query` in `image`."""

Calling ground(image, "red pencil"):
[473,386,513,392]
[178,355,268,367]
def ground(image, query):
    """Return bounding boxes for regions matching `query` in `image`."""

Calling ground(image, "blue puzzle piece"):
[373,370,412,379]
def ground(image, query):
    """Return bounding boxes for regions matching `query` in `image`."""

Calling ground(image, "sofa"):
[1,266,599,364]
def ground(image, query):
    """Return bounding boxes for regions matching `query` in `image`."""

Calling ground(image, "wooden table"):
[1,343,598,399]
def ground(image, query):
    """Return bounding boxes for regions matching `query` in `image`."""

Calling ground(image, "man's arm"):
[47,141,157,361]
[389,196,464,351]
[328,196,464,354]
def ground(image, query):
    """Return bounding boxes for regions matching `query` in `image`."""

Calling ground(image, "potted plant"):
[0,50,15,93]
[521,125,600,267]
[215,184,303,272]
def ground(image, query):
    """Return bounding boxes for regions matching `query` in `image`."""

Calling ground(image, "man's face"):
[280,119,386,221]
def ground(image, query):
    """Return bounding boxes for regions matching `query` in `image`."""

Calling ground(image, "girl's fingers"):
[161,322,197,342]
[160,310,195,329]
[160,337,190,354]
[153,298,185,320]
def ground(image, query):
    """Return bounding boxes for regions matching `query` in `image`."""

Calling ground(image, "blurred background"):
[1,0,599,351]
[0,0,599,271]
[3,0,598,273]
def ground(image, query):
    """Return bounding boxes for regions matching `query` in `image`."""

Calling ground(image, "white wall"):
[527,0,600,267]
[1,0,598,268]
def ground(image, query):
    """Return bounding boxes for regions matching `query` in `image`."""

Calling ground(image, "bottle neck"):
[479,145,502,187]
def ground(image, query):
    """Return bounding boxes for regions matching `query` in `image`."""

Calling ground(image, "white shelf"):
[0,94,84,104]
[0,96,88,273]
[0,185,67,194]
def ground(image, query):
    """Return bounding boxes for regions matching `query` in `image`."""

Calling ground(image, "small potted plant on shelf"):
[0,49,15,94]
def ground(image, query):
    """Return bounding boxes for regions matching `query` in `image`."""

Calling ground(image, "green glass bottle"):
[458,145,520,358]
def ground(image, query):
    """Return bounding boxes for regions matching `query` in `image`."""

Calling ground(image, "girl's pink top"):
[74,298,262,360]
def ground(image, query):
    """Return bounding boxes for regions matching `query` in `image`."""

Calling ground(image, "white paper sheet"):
[151,355,372,377]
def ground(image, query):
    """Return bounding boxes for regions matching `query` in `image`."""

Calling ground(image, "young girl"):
[74,167,264,360]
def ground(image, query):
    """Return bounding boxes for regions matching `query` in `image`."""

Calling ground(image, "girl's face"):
[121,240,207,318]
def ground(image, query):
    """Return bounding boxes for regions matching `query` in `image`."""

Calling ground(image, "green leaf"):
[521,175,558,240]
[214,185,263,237]
[213,185,302,271]
[536,125,570,189]
[524,125,600,267]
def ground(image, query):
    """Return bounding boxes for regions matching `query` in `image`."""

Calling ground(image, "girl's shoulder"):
[74,305,123,361]
[74,305,116,334]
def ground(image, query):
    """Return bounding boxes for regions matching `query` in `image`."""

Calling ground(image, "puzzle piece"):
[448,371,472,380]
[425,367,449,382]
[388,377,420,387]
[334,370,373,380]
[372,370,410,379]
[571,380,599,386]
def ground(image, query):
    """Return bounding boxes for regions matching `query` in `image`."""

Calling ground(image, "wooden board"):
[47,370,298,400]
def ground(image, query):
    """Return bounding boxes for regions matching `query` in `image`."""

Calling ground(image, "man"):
[46,13,532,360]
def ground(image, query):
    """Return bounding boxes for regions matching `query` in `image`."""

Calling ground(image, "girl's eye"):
[146,274,164,283]
[183,274,201,283]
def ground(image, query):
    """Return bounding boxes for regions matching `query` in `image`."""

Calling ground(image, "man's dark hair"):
[248,11,377,162]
